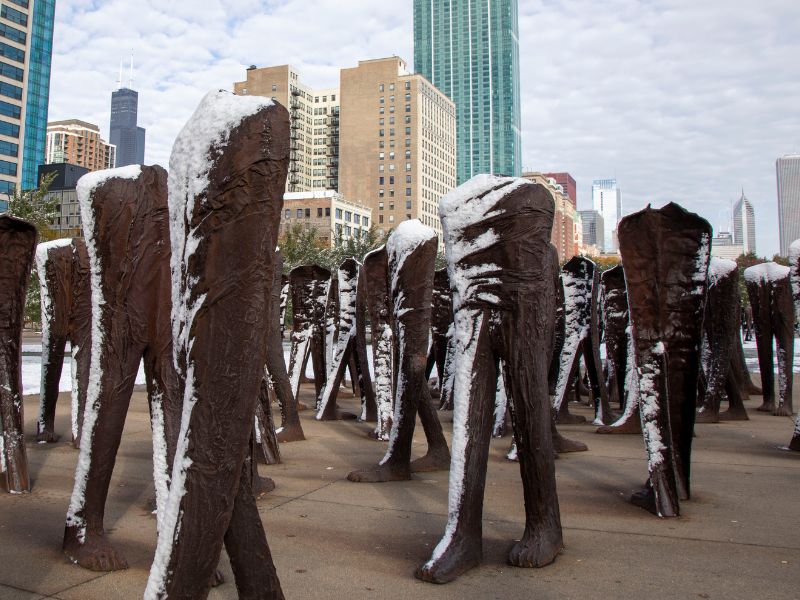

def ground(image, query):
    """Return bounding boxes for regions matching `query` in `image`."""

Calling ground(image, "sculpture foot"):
[556,411,586,425]
[416,536,482,584]
[36,429,59,443]
[63,532,128,572]
[595,418,642,434]
[317,410,358,422]
[438,400,453,411]
[410,448,451,473]
[347,462,411,483]
[756,401,775,412]
[694,410,720,424]
[210,570,225,587]
[719,407,749,421]
[773,405,794,417]
[71,436,81,450]
[789,437,800,452]
[296,402,309,412]
[276,425,305,443]
[253,475,276,498]
[508,527,563,568]
[629,485,675,517]
[552,431,588,453]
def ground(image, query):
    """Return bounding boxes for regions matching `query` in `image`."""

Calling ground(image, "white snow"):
[75,166,142,206]
[386,220,435,298]
[744,262,790,284]
[707,257,737,286]
[789,240,800,323]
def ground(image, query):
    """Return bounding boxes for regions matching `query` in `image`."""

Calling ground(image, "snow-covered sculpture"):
[287,265,330,403]
[316,258,375,421]
[35,238,91,445]
[427,268,453,390]
[348,220,450,481]
[62,164,179,570]
[417,176,563,583]
[552,256,613,427]
[696,258,748,422]
[744,262,794,416]
[596,264,641,435]
[786,240,800,451]
[618,202,711,518]
[267,250,304,443]
[0,214,36,494]
[362,246,394,439]
[145,91,287,599]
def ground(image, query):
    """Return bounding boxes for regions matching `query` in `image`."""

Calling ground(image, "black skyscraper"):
[109,87,145,167]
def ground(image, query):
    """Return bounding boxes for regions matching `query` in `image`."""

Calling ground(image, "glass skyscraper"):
[777,155,800,257]
[414,0,521,184]
[22,0,55,191]
[110,86,145,167]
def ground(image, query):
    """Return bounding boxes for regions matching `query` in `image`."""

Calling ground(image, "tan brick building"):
[234,65,339,193]
[523,172,583,263]
[338,57,456,239]
[280,190,372,248]
[45,120,116,172]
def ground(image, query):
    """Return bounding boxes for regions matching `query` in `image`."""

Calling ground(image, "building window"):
[336,223,343,235]
[363,217,369,227]
[296,208,303,218]
[0,100,19,119]
[406,175,412,183]
[0,61,24,82]
[0,119,19,138]
[389,176,394,184]
[345,226,351,236]
[1,6,27,26]
[354,214,361,225]
[284,209,290,219]
[378,202,384,209]
[389,95,395,103]
[405,150,411,159]
[389,117,395,125]
[379,176,384,184]
[335,208,343,219]
[379,129,384,137]
[405,81,411,90]
[317,207,323,217]
[379,190,384,198]
[345,211,352,222]
[405,103,411,113]
[325,207,330,216]
[389,215,395,223]
[304,208,311,218]
[389,83,395,91]
[379,152,384,159]
[379,118,384,125]
[405,138,411,147]
[0,22,26,45]
[405,163,412,172]
[405,127,411,135]
[379,215,384,224]
[379,96,384,104]
[389,152,395,160]
[405,189,411,198]
[379,107,384,114]
[379,84,384,92]
[379,165,384,172]
[0,158,16,176]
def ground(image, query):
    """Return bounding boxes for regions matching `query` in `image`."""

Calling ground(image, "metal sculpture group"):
[1,90,798,598]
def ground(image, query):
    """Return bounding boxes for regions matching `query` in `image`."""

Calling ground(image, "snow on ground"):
[741,338,800,373]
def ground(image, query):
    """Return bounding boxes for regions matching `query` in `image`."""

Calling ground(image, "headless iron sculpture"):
[348,221,450,482]
[789,241,800,451]
[744,262,794,417]
[618,202,711,518]
[0,215,36,494]
[35,238,91,445]
[418,175,563,583]
[145,90,286,599]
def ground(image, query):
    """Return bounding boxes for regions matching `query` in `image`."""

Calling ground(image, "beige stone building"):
[234,65,339,193]
[45,120,116,172]
[338,57,456,239]
[280,190,372,248]
[523,172,583,263]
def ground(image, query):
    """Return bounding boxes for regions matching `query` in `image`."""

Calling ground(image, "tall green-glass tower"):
[414,0,521,184]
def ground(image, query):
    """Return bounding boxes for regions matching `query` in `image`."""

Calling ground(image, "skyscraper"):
[46,120,116,172]
[732,190,756,255]
[109,67,145,167]
[777,155,800,257]
[543,172,577,206]
[579,210,605,252]
[414,0,521,184]
[0,0,56,207]
[592,178,621,253]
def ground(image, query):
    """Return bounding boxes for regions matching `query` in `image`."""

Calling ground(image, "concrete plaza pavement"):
[0,380,797,600]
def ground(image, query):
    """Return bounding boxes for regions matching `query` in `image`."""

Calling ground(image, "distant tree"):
[3,172,59,328]
[736,252,764,309]
[278,223,387,273]
[772,254,790,266]
[587,254,621,272]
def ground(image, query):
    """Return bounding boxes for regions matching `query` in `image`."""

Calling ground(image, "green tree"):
[3,172,59,328]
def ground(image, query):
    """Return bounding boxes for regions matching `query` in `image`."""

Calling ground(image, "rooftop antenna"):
[117,59,122,90]
[129,51,134,89]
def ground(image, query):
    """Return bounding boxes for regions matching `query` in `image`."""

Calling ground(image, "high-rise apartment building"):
[339,57,456,239]
[732,190,755,255]
[0,0,56,208]
[544,172,577,207]
[592,178,621,253]
[109,86,145,167]
[46,120,116,172]
[777,155,800,257]
[414,0,521,184]
[234,65,340,193]
[579,209,604,253]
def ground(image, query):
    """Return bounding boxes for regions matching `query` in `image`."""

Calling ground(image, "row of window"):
[0,138,17,156]
[0,157,16,175]
[334,224,369,239]
[284,206,370,227]
[378,163,412,173]
[378,81,411,93]
[377,188,412,199]
[0,21,24,45]
[377,200,413,211]
[0,80,22,100]
[7,0,28,8]
[379,93,412,104]
[378,175,412,185]
[378,127,412,137]
[0,40,23,63]
[378,116,411,126]
[0,98,19,118]
[0,59,23,81]
[1,5,27,26]
[0,118,18,137]
[378,150,411,160]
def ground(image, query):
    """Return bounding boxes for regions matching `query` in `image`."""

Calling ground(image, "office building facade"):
[777,155,800,257]
[579,209,604,253]
[592,178,621,253]
[280,190,372,248]
[544,172,576,207]
[37,162,89,237]
[523,172,581,262]
[414,0,521,184]
[46,119,116,172]
[732,190,755,255]
[109,87,145,167]
[235,64,340,193]
[338,57,456,239]
[0,0,56,208]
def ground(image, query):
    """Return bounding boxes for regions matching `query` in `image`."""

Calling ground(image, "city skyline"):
[45,1,800,256]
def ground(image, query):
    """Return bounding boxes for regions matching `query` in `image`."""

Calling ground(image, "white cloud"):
[49,0,800,256]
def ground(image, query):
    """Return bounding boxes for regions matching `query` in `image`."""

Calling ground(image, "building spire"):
[117,58,122,90]
[129,51,134,89]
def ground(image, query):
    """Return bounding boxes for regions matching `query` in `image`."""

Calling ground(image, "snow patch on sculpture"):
[744,262,790,285]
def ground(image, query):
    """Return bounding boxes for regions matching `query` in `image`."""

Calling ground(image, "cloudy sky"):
[50,0,800,256]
